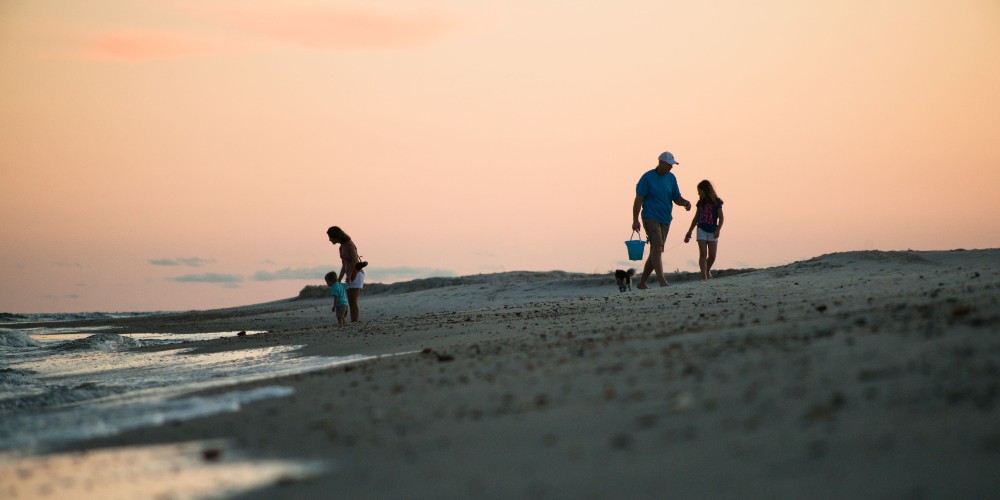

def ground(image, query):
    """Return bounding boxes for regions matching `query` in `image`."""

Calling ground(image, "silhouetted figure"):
[327,226,364,322]
[631,151,692,288]
[684,180,725,280]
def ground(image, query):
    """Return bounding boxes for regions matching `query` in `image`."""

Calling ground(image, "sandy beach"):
[3,249,999,499]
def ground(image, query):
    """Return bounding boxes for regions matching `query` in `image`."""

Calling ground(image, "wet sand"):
[3,249,1000,499]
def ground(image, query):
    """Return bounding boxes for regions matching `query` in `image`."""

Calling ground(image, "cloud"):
[84,30,224,62]
[169,273,244,285]
[220,5,455,50]
[149,257,215,267]
[252,266,331,281]
[44,294,79,299]
[73,4,456,63]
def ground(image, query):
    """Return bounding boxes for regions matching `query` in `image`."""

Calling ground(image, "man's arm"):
[673,196,692,211]
[632,196,644,232]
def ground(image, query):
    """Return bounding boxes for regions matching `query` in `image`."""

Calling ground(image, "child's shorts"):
[696,228,718,242]
[335,304,348,319]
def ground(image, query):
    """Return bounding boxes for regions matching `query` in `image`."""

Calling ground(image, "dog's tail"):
[627,268,635,277]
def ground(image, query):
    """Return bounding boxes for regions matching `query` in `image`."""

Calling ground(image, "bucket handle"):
[628,230,643,241]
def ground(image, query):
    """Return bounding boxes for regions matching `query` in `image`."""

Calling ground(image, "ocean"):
[0,313,375,453]
[0,312,157,324]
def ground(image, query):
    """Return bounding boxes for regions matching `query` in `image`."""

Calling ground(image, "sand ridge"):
[3,249,999,499]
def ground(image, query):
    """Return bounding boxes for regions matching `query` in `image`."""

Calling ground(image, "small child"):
[325,271,349,325]
[684,180,724,280]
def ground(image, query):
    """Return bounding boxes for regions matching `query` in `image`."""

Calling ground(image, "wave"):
[49,333,145,352]
[0,368,40,388]
[0,368,46,410]
[0,386,294,450]
[0,381,129,413]
[0,312,160,324]
[0,330,43,348]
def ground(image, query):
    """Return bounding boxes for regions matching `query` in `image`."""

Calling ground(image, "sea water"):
[0,319,377,452]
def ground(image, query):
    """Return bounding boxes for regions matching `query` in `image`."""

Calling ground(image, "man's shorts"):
[348,270,365,289]
[642,219,670,248]
[335,304,349,319]
[696,227,718,242]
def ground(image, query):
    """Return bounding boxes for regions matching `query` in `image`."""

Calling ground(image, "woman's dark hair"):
[326,226,350,243]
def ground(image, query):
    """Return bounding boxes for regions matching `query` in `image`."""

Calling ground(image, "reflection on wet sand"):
[0,440,325,499]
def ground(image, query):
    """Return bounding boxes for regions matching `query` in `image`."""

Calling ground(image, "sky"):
[2,0,999,313]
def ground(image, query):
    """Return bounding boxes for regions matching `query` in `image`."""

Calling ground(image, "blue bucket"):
[625,232,646,261]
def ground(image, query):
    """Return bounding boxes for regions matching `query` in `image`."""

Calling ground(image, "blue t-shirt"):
[636,169,681,224]
[330,282,348,305]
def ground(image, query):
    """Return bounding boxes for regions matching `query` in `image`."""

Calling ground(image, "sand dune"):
[3,249,999,499]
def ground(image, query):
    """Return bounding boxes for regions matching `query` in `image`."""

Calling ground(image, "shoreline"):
[3,249,1000,498]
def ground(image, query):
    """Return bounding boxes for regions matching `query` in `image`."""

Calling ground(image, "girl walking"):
[684,180,724,280]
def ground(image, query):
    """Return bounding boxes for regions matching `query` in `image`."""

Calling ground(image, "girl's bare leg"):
[697,241,709,280]
[706,241,719,279]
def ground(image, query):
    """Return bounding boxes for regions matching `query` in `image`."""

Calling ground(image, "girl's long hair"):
[697,180,721,206]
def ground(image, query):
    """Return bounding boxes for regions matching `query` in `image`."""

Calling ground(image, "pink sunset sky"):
[2,0,999,313]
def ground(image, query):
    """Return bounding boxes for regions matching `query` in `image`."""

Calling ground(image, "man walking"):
[631,151,692,288]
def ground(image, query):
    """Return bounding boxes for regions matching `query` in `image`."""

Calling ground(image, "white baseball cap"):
[658,151,679,165]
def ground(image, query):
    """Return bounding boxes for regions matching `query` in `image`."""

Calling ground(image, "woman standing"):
[326,226,364,322]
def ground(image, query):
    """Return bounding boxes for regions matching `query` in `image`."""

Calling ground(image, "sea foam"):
[49,333,144,352]
[0,330,43,348]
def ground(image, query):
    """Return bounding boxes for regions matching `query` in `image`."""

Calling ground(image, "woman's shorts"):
[349,270,365,289]
[696,228,718,242]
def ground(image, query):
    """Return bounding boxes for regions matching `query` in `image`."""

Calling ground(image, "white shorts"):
[348,270,365,289]
[696,228,718,242]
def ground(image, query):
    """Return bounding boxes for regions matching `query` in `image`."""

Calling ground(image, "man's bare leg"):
[656,224,671,286]
[653,245,668,286]
[637,245,666,289]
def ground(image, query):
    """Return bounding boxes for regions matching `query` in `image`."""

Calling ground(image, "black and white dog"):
[615,268,636,292]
